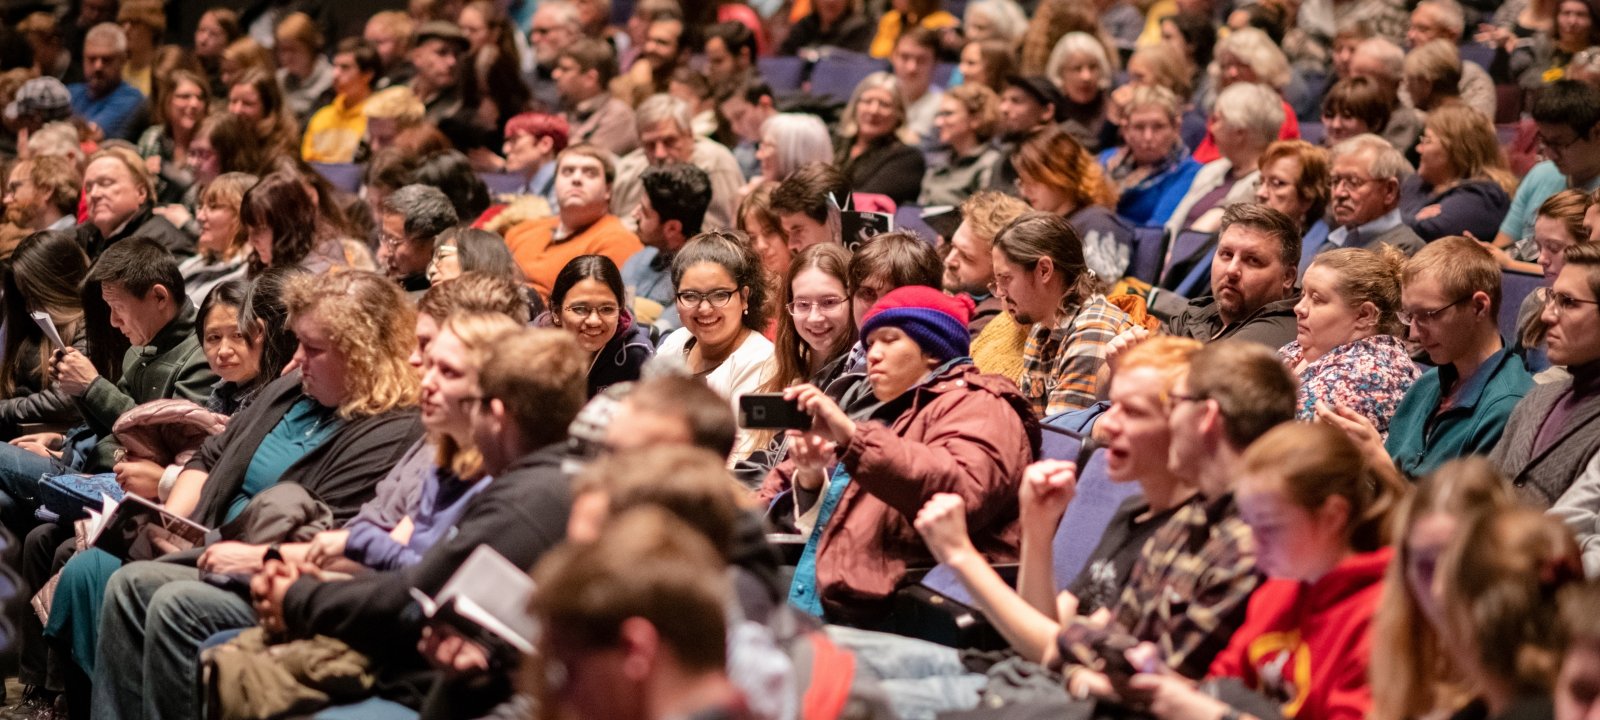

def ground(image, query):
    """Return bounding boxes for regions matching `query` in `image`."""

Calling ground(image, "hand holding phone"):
[739,393,812,430]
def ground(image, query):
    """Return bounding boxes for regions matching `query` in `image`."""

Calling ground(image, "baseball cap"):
[1003,75,1068,122]
[4,77,71,123]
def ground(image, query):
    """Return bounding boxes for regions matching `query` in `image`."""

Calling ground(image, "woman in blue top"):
[1098,85,1203,227]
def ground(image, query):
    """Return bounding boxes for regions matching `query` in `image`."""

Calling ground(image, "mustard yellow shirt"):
[300,94,369,164]
[869,10,959,58]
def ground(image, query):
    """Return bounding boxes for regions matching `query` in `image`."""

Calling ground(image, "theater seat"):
[809,53,890,104]
[310,163,363,193]
[1500,268,1543,341]
[1130,226,1165,284]
[758,56,807,93]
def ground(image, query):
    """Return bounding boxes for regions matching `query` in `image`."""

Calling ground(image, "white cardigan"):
[656,327,777,459]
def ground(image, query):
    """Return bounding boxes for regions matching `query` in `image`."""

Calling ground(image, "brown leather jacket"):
[760,362,1040,624]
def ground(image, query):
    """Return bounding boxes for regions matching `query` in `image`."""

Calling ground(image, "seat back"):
[478,172,527,197]
[759,56,808,93]
[1299,121,1325,146]
[810,54,891,104]
[310,163,363,193]
[1130,226,1166,283]
[933,62,957,88]
[1162,230,1216,284]
[893,205,939,244]
[1500,268,1544,340]
[1050,448,1141,589]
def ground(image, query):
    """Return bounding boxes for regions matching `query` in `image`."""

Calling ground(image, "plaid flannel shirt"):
[1055,493,1262,680]
[1019,294,1134,418]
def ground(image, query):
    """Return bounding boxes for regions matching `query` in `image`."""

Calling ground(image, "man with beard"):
[526,1,583,111]
[947,191,1029,336]
[1310,133,1424,258]
[618,15,688,106]
[988,76,1065,194]
[379,184,458,298]
[991,212,1134,417]
[4,156,80,232]
[505,144,643,298]
[1160,203,1300,348]
[68,23,148,141]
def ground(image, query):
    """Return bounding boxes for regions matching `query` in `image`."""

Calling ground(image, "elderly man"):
[407,21,468,125]
[611,94,743,233]
[1162,204,1301,349]
[4,155,80,232]
[556,38,638,156]
[527,1,583,110]
[1348,37,1424,151]
[380,184,458,297]
[506,144,643,297]
[1315,133,1424,257]
[1405,0,1496,118]
[77,147,192,258]
[68,23,148,141]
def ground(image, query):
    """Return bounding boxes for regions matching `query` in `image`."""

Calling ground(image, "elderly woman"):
[963,0,1028,45]
[1046,32,1117,153]
[1321,76,1398,147]
[1166,82,1283,238]
[1099,85,1202,227]
[657,231,778,459]
[1402,40,1465,113]
[759,285,1037,623]
[179,172,258,301]
[1192,28,1299,163]
[1401,104,1516,243]
[45,271,425,704]
[1282,247,1419,436]
[742,113,834,199]
[919,84,1005,207]
[835,72,926,206]
[1253,140,1333,273]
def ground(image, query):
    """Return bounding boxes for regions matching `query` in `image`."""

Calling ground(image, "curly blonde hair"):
[283,271,420,419]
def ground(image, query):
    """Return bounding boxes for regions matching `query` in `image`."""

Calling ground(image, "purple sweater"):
[343,439,493,570]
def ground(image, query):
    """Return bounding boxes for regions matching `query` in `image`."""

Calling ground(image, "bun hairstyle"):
[1239,422,1405,552]
[1306,245,1407,337]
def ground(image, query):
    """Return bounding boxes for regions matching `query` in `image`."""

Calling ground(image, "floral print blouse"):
[1279,334,1420,438]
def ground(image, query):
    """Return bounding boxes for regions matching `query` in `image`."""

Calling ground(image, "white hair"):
[839,71,908,141]
[1047,32,1114,92]
[759,113,834,181]
[1212,27,1291,90]
[1354,37,1407,81]
[26,122,84,164]
[84,22,127,54]
[965,0,1028,45]
[635,93,694,135]
[1213,81,1285,145]
[1331,133,1415,182]
[536,0,583,31]
[1417,0,1466,39]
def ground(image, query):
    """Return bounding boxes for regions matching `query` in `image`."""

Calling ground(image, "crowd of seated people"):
[11,0,1600,719]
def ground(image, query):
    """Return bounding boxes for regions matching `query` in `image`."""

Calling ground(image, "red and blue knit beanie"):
[859,286,975,363]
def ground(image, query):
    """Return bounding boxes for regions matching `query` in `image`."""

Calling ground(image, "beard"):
[3,204,36,228]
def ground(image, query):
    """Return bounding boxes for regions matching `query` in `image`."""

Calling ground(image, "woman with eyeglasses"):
[656,232,777,459]
[546,255,653,398]
[764,244,858,396]
[1280,247,1419,436]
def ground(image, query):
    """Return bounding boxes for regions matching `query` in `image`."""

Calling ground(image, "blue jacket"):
[1098,149,1203,228]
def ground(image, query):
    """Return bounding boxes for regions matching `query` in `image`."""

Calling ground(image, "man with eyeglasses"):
[505,144,644,299]
[526,1,583,111]
[1494,80,1600,259]
[378,184,459,299]
[1321,237,1532,480]
[1315,133,1424,258]
[1490,242,1600,573]
[623,163,712,335]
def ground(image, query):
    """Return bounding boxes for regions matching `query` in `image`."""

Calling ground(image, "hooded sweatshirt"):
[1207,547,1393,720]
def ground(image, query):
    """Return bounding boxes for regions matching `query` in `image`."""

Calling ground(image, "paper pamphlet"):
[409,545,538,654]
[29,311,66,351]
[87,493,210,562]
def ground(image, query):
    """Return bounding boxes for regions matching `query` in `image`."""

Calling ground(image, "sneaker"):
[0,687,57,720]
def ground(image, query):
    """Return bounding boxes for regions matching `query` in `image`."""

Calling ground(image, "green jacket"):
[72,301,217,471]
[1385,348,1533,480]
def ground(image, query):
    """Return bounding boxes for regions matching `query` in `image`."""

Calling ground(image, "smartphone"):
[738,393,811,430]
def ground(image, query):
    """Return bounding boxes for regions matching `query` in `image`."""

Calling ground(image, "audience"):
[7,3,1600,716]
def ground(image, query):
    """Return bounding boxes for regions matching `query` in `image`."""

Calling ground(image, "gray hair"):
[1213,82,1285,146]
[1354,37,1406,81]
[839,71,907,141]
[635,93,694,135]
[383,184,459,243]
[1417,0,1466,39]
[1047,32,1114,92]
[965,0,1028,45]
[1124,84,1184,123]
[536,0,583,31]
[27,122,84,163]
[1212,27,1291,90]
[1331,133,1415,183]
[759,113,834,181]
[84,22,127,54]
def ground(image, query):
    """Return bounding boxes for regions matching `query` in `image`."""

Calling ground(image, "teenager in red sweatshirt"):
[1128,422,1404,720]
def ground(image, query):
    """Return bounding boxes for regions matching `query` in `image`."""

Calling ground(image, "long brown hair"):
[763,243,856,393]
[0,231,88,397]
[1011,127,1119,211]
[1425,103,1517,195]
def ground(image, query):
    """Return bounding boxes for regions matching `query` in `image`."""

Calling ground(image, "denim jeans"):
[825,625,987,720]
[92,561,255,720]
[0,440,67,531]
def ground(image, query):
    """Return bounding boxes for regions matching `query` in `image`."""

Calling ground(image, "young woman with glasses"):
[547,255,654,398]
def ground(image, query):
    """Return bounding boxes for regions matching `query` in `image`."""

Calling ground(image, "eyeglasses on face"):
[675,288,739,309]
[1541,287,1600,316]
[564,304,620,320]
[787,296,847,316]
[1397,295,1469,327]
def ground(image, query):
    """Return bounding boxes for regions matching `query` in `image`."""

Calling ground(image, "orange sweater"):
[503,214,642,299]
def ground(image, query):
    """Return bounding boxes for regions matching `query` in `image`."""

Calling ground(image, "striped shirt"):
[1019,294,1134,418]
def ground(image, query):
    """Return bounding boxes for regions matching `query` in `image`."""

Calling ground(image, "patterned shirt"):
[1019,294,1134,418]
[1279,334,1420,438]
[1055,493,1261,680]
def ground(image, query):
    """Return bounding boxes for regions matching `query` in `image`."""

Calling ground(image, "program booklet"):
[409,545,538,654]
[84,493,210,562]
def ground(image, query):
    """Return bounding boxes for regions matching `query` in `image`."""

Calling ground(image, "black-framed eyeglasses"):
[1398,296,1469,327]
[1542,287,1600,316]
[675,288,739,309]
[564,304,620,320]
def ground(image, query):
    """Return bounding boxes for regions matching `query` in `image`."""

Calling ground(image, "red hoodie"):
[1207,547,1393,720]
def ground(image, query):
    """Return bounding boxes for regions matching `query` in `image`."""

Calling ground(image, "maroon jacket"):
[760,363,1040,623]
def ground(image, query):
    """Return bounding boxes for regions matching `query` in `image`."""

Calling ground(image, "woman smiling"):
[834,72,926,206]
[547,255,653,397]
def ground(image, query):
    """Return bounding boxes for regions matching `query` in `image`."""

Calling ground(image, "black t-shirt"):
[1067,495,1189,615]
